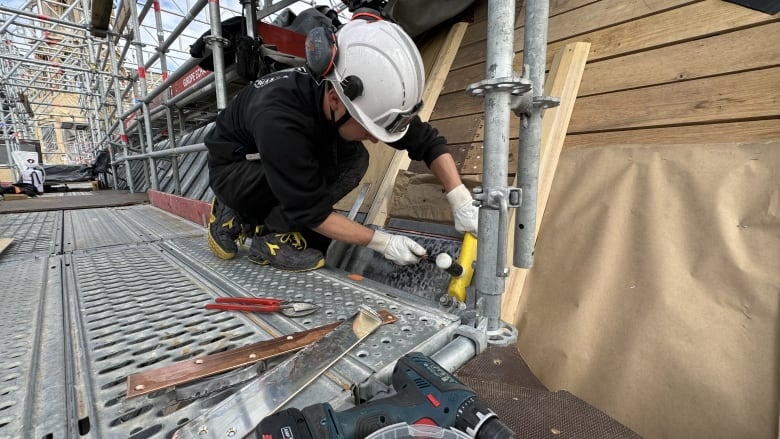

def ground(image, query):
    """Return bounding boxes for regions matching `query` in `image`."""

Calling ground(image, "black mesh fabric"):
[455,346,642,438]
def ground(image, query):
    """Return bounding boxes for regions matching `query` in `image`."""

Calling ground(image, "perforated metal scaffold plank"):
[0,204,460,438]
[0,210,61,260]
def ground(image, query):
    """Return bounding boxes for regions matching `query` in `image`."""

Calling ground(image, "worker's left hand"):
[447,184,478,234]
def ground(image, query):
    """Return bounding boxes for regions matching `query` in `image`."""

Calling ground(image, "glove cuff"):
[367,230,391,253]
[446,184,472,208]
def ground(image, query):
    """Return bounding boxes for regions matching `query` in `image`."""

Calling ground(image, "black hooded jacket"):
[205,67,449,229]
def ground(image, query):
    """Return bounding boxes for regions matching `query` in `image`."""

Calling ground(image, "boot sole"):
[248,255,325,272]
[208,230,236,260]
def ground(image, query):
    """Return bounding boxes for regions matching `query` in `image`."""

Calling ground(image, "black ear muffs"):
[305,25,338,78]
[341,75,363,100]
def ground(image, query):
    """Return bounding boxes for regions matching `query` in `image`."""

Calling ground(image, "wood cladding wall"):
[421,0,780,176]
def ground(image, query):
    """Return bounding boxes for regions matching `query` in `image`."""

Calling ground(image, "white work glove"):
[367,230,427,265]
[447,184,478,234]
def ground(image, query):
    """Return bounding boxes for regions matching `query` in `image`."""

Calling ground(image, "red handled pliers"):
[205,297,321,318]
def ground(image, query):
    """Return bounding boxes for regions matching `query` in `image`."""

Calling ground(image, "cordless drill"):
[256,352,516,439]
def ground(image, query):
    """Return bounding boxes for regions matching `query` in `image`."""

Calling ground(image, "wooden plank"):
[0,238,13,255]
[544,0,777,66]
[440,2,780,120]
[458,0,599,60]
[429,113,483,144]
[440,65,780,135]
[461,0,526,46]
[453,0,696,71]
[501,42,590,324]
[446,0,683,103]
[563,119,780,149]
[451,0,775,90]
[364,22,469,226]
[569,67,780,133]
[443,117,780,171]
[2,194,30,201]
[579,21,780,96]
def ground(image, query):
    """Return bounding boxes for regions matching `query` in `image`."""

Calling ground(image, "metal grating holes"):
[0,211,59,259]
[72,245,274,438]
[167,237,459,371]
[0,258,45,436]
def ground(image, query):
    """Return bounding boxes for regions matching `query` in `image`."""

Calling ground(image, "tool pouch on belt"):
[236,36,266,81]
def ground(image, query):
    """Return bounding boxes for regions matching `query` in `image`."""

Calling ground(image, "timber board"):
[579,21,780,96]
[430,114,483,146]
[453,0,696,71]
[448,0,775,92]
[544,0,777,66]
[568,66,780,133]
[564,120,780,149]
[456,118,780,174]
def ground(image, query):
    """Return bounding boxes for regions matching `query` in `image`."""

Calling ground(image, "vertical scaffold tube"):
[207,0,228,110]
[514,0,550,268]
[129,1,160,190]
[153,0,182,194]
[474,0,516,332]
[109,38,135,193]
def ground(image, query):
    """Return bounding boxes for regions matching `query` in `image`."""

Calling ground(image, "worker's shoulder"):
[249,67,312,94]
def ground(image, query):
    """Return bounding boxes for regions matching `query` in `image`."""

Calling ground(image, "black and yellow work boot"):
[207,197,244,260]
[248,232,325,272]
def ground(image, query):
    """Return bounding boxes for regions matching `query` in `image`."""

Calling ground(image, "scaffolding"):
[0,0,562,436]
[0,0,323,183]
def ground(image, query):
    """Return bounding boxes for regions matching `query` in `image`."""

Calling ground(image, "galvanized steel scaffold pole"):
[206,0,229,111]
[466,0,525,345]
[108,37,135,192]
[514,0,553,268]
[101,0,208,151]
[466,0,553,345]
[129,0,160,190]
[152,0,183,194]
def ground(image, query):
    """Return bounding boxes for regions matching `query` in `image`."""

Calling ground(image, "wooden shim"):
[501,42,591,324]
[364,22,469,226]
[0,238,13,254]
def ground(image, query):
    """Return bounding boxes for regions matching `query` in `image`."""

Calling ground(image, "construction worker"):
[20,158,45,195]
[205,17,478,272]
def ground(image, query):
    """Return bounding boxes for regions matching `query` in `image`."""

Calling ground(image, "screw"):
[198,425,208,435]
[195,359,204,364]
[226,427,237,437]
[134,384,145,391]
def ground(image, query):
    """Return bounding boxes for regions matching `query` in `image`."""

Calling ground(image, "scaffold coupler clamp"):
[510,64,561,119]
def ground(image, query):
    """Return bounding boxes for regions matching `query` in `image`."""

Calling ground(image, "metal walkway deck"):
[0,203,460,439]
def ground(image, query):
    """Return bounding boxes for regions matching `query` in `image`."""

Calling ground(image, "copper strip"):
[126,310,398,398]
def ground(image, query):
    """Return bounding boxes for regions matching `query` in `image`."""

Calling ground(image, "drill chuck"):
[455,397,515,439]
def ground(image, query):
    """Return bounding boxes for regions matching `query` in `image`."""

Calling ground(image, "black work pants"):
[208,141,369,252]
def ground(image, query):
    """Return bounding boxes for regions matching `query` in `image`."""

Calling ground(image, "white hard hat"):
[327,19,425,143]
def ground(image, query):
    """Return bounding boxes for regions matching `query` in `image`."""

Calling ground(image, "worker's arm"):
[428,153,462,193]
[313,213,374,246]
[313,213,426,265]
